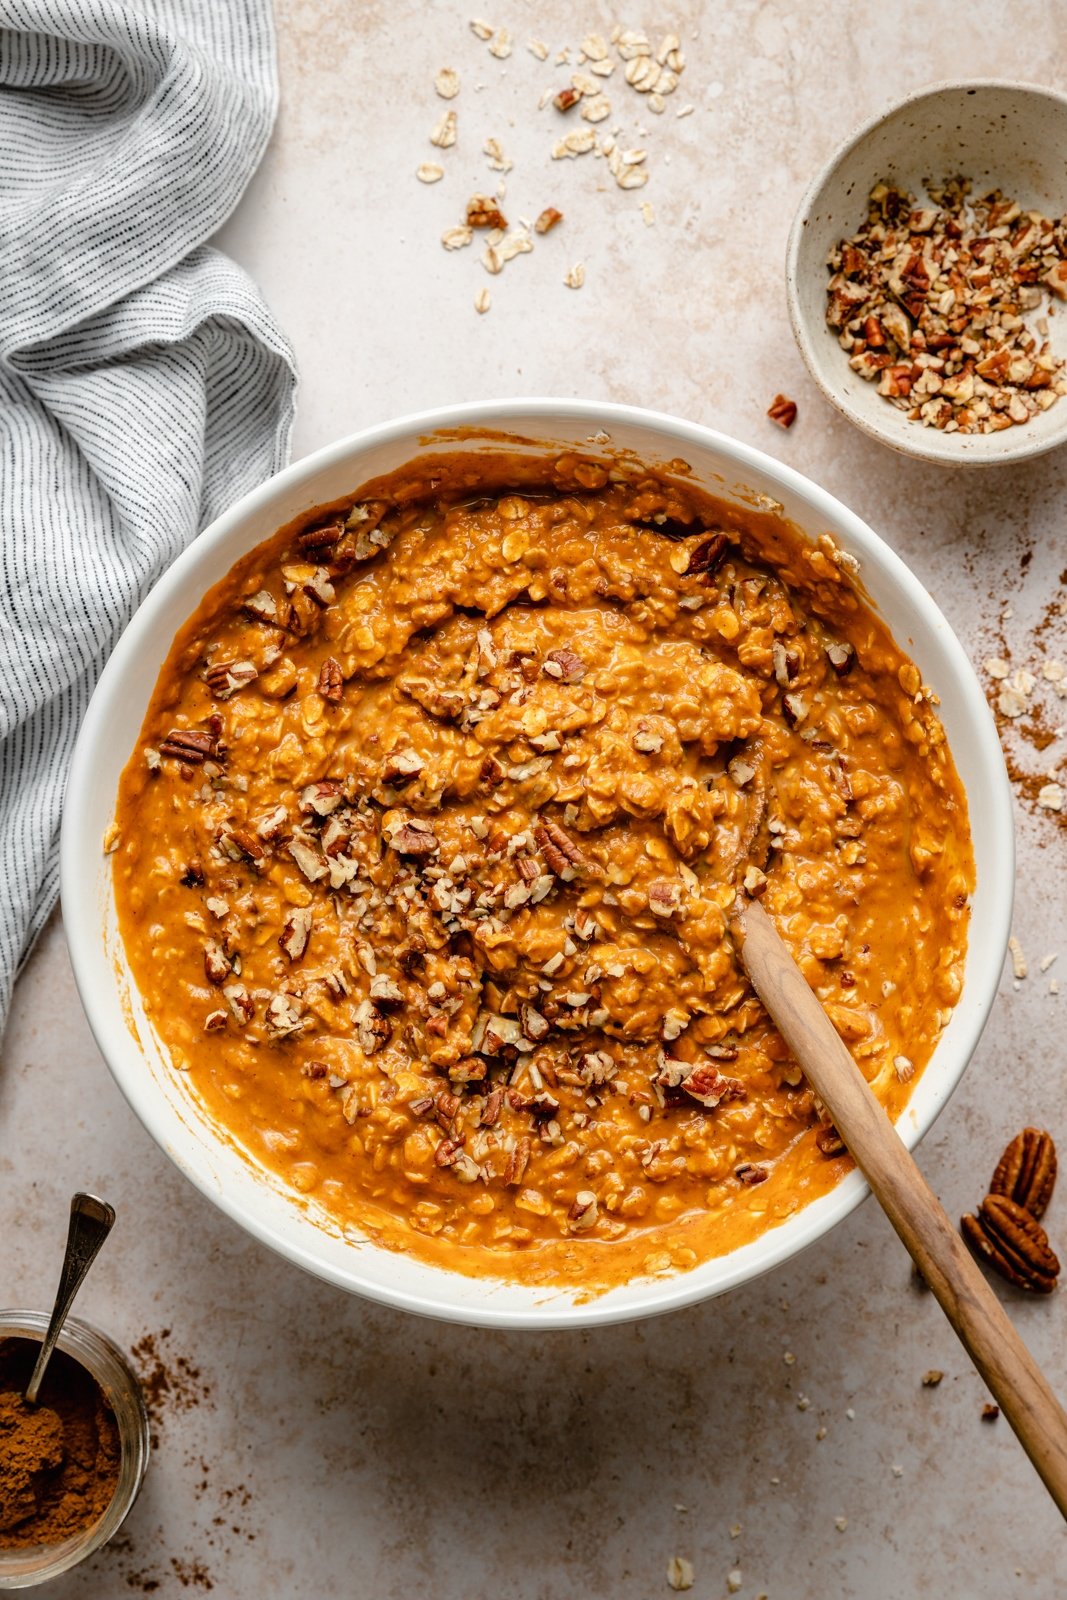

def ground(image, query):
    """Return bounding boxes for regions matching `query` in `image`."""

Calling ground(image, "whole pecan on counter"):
[961,1194,1060,1295]
[990,1126,1057,1219]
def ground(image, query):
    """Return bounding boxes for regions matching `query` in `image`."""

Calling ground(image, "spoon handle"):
[734,897,1067,1522]
[26,1193,116,1405]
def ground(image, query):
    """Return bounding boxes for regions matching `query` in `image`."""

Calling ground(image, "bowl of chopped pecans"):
[62,400,1013,1328]
[787,80,1067,465]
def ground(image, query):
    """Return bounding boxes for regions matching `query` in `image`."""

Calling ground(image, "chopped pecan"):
[680,1064,745,1109]
[434,1136,466,1168]
[448,1057,487,1085]
[204,659,258,699]
[504,1136,531,1186]
[825,640,855,676]
[685,532,729,579]
[255,805,289,841]
[279,906,312,962]
[962,1193,1060,1293]
[381,749,424,786]
[648,879,682,918]
[735,1163,769,1185]
[389,820,438,857]
[534,206,563,234]
[180,861,205,888]
[519,1002,550,1043]
[553,86,580,111]
[287,835,327,882]
[217,825,267,870]
[479,754,506,791]
[223,983,255,1026]
[767,393,798,429]
[264,992,305,1038]
[354,1000,390,1055]
[318,657,343,703]
[535,818,586,877]
[990,1128,1057,1220]
[568,1190,598,1229]
[542,648,585,683]
[467,194,508,229]
[242,589,280,626]
[479,1087,504,1127]
[816,1123,845,1156]
[203,940,233,986]
[300,780,344,817]
[203,1009,228,1033]
[159,728,219,765]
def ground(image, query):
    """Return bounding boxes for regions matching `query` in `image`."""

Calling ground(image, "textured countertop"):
[4,2,1067,1594]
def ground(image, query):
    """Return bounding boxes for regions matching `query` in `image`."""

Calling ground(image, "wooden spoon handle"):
[734,897,1067,1521]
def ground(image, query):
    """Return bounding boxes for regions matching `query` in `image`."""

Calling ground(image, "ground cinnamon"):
[0,1337,120,1548]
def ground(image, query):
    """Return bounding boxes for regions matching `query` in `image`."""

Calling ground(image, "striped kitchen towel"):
[0,0,297,1029]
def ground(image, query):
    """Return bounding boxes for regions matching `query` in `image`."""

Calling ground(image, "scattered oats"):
[1037,781,1064,812]
[417,163,445,184]
[845,1407,855,1419]
[552,128,596,159]
[102,821,121,853]
[1043,659,1066,693]
[487,27,511,58]
[442,224,474,250]
[474,286,491,314]
[892,1464,904,1478]
[783,1351,796,1365]
[641,201,655,226]
[984,656,1010,680]
[727,1572,742,1594]
[815,1425,827,1440]
[435,67,460,100]
[997,686,1027,718]
[666,1557,694,1592]
[527,37,549,60]
[616,28,651,60]
[620,147,647,165]
[796,1395,811,1411]
[484,136,513,172]
[580,32,608,59]
[1040,952,1059,972]
[1052,978,1061,995]
[835,1516,848,1532]
[729,1523,742,1539]
[564,262,586,289]
[589,57,615,78]
[581,93,612,123]
[1009,934,1028,979]
[430,109,457,147]
[676,103,695,118]
[469,18,493,39]
[893,1053,915,1082]
[922,1369,944,1386]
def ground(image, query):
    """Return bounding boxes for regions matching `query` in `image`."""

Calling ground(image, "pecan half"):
[204,659,258,699]
[990,1127,1057,1220]
[767,393,798,428]
[504,1135,531,1186]
[159,728,219,764]
[217,825,267,870]
[542,647,585,683]
[535,818,586,877]
[389,820,438,857]
[961,1193,1060,1293]
[318,657,343,703]
[297,520,345,553]
[279,906,312,962]
[685,532,728,577]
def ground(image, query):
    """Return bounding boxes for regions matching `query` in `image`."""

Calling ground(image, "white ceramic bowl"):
[61,400,1014,1328]
[787,79,1067,466]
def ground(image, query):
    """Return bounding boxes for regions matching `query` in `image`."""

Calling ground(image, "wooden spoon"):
[732,895,1067,1521]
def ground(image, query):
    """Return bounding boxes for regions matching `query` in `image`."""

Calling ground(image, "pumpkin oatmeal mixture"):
[111,449,974,1289]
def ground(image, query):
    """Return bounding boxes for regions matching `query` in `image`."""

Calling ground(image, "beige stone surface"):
[3,1,1067,1593]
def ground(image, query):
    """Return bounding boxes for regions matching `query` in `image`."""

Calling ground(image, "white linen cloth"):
[0,0,297,1028]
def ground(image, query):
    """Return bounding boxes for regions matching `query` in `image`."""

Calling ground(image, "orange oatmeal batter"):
[112,450,974,1290]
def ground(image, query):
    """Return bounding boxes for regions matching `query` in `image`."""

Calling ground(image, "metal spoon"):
[25,1193,116,1405]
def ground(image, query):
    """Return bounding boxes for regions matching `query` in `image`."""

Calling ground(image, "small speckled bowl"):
[787,80,1067,466]
[0,1312,150,1590]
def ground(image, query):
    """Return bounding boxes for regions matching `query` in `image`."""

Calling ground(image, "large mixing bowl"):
[60,400,1014,1328]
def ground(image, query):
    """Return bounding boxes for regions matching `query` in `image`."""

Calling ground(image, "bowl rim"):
[785,76,1067,467]
[60,397,1015,1328]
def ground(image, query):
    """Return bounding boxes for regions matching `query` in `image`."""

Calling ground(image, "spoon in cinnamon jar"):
[24,1194,115,1406]
[730,894,1067,1522]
